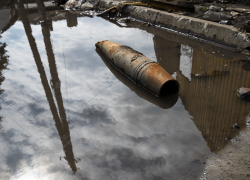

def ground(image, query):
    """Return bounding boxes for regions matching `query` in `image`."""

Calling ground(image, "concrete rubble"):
[202,10,232,21]
[122,5,250,48]
[64,0,99,10]
[62,0,250,51]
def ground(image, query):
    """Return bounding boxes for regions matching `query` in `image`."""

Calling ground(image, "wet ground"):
[1,1,250,180]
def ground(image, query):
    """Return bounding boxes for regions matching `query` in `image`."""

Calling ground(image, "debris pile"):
[60,0,250,49]
[64,0,99,10]
[196,3,250,32]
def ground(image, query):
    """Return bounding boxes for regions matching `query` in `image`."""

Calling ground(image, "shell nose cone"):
[95,40,108,49]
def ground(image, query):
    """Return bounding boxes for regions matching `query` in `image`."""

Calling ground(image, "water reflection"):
[0,0,18,34]
[153,35,180,75]
[65,11,78,27]
[0,12,211,179]
[17,0,77,173]
[0,1,11,132]
[177,49,250,152]
[105,18,250,152]
[0,41,9,132]
[152,28,250,152]
[1,2,250,179]
[125,20,247,61]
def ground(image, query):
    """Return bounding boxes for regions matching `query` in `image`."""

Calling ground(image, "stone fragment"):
[233,123,240,129]
[243,20,250,32]
[219,20,233,25]
[203,10,232,22]
[230,11,239,16]
[237,87,250,99]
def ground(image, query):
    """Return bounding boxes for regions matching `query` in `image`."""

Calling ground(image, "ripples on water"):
[0,1,250,179]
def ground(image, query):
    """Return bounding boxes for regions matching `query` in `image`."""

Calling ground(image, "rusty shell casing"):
[96,48,179,109]
[95,41,179,96]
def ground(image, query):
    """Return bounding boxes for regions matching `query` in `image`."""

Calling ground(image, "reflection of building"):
[0,0,18,34]
[17,0,77,173]
[177,49,250,152]
[18,0,80,27]
[65,11,78,27]
[153,35,180,75]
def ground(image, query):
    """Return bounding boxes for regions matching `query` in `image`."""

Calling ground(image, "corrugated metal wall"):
[177,49,250,152]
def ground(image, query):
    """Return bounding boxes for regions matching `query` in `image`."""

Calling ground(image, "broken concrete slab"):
[23,1,58,10]
[122,5,250,49]
[99,0,125,9]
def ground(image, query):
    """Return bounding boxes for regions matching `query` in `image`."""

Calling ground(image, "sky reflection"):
[0,3,222,179]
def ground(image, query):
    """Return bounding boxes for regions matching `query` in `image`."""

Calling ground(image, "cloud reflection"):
[0,5,210,180]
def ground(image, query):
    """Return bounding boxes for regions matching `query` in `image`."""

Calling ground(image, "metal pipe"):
[95,40,180,96]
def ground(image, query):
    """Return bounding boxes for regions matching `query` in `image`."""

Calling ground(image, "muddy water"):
[1,1,250,180]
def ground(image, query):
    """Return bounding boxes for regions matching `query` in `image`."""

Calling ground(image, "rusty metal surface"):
[96,40,179,96]
[96,49,179,108]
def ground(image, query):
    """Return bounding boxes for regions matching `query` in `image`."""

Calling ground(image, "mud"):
[201,127,250,180]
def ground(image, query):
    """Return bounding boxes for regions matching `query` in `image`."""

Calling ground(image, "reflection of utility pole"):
[36,0,67,124]
[17,0,77,173]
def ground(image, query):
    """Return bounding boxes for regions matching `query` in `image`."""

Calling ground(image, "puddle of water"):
[0,1,250,179]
